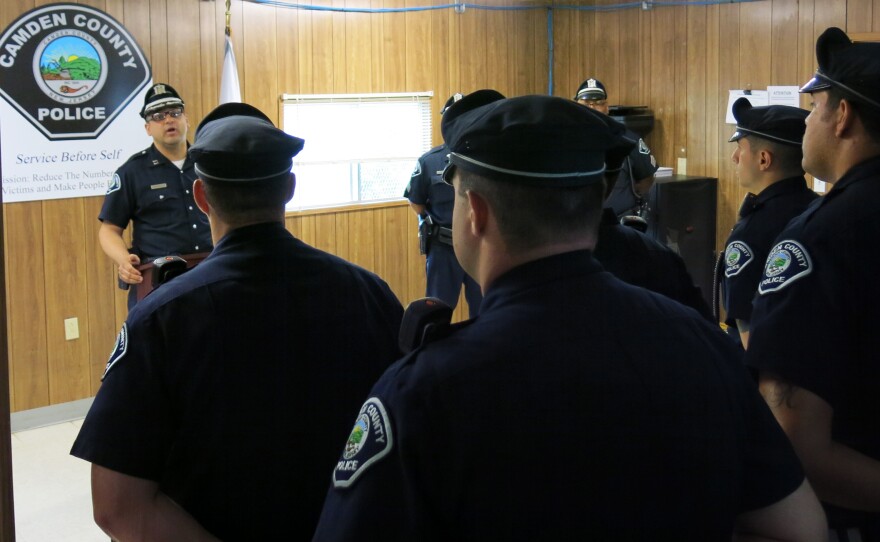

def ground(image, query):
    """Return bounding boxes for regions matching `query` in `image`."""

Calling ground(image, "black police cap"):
[574,78,607,101]
[800,27,880,111]
[440,90,629,187]
[189,102,305,182]
[728,98,808,147]
[141,83,185,118]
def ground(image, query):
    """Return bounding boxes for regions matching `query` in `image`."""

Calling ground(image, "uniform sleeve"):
[70,315,176,480]
[98,165,135,228]
[403,156,430,205]
[312,361,442,542]
[722,242,766,323]
[745,235,850,407]
[628,137,659,181]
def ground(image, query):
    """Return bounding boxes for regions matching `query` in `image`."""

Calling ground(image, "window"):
[281,92,434,209]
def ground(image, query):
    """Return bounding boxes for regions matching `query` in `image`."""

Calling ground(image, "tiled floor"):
[10,419,107,541]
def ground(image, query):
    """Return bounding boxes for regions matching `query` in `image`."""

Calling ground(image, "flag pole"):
[225,0,231,37]
[220,0,242,104]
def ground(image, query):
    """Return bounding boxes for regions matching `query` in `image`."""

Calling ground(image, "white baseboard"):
[10,398,94,433]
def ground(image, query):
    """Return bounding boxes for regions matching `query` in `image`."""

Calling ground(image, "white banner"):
[1,91,151,203]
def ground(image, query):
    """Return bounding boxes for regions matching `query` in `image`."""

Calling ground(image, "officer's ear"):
[464,188,490,237]
[758,148,773,171]
[284,173,296,204]
[193,178,210,215]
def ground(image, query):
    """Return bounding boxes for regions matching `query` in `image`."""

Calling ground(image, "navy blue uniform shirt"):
[720,176,817,329]
[315,250,804,541]
[71,222,403,541]
[403,144,453,226]
[595,207,713,321]
[404,144,482,315]
[99,144,212,259]
[746,156,880,531]
[605,129,659,217]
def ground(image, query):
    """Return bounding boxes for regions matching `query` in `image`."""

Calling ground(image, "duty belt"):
[436,226,453,246]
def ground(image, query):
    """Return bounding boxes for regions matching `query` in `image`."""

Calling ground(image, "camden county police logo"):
[101,322,128,380]
[758,240,812,295]
[343,414,370,460]
[106,173,121,194]
[724,241,754,277]
[0,3,151,140]
[333,397,394,489]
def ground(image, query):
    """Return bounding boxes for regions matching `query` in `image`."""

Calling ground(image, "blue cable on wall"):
[250,0,765,13]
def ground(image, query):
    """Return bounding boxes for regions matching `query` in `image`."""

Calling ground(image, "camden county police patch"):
[724,241,754,277]
[106,173,121,194]
[758,240,812,295]
[332,397,393,489]
[101,323,128,380]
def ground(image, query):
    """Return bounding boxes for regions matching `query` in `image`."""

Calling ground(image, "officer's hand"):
[118,254,143,285]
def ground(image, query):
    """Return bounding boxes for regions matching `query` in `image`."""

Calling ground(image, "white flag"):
[220,35,241,104]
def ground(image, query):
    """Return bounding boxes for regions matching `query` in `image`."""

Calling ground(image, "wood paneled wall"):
[2,0,879,412]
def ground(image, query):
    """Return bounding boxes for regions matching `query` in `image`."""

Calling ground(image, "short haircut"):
[749,137,804,173]
[201,173,293,224]
[456,169,605,253]
[826,88,880,144]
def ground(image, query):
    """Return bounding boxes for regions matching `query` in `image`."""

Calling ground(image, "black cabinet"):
[645,175,718,310]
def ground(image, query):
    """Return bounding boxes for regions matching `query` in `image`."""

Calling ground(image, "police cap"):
[728,98,808,146]
[189,102,305,182]
[141,83,185,118]
[574,78,607,101]
[800,27,880,111]
[440,90,628,187]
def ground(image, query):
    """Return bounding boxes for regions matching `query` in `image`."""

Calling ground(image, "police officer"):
[404,94,482,317]
[98,83,212,308]
[575,77,658,220]
[313,92,825,541]
[589,111,713,321]
[716,99,817,348]
[71,103,403,541]
[746,27,880,541]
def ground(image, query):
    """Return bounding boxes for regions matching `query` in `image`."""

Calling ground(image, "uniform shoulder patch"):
[101,323,128,380]
[638,138,651,155]
[106,173,121,194]
[724,241,754,277]
[758,240,812,295]
[332,397,394,489]
[410,160,422,178]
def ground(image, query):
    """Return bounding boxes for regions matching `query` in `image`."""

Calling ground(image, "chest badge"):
[724,241,754,277]
[332,397,394,489]
[758,240,812,295]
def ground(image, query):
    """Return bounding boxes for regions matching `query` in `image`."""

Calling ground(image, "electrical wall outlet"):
[64,317,79,341]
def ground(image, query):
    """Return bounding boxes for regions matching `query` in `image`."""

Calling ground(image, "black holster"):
[418,215,434,255]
